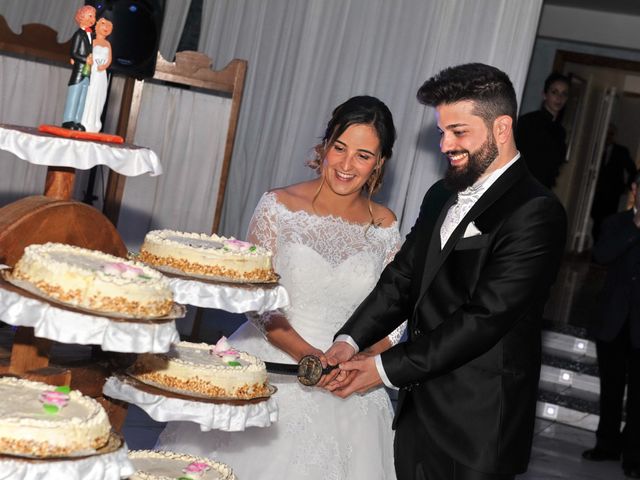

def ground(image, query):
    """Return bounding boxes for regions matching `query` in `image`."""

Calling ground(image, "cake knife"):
[264,355,338,386]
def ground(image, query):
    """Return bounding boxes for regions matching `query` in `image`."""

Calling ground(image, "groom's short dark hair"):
[417,63,517,128]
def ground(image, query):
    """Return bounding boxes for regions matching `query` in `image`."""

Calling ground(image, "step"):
[536,396,599,432]
[539,364,600,396]
[541,330,597,362]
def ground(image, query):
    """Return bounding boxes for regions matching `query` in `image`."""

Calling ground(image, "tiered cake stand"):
[104,270,290,432]
[0,127,170,479]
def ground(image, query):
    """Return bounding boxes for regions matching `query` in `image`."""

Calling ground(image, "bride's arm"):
[245,192,324,362]
[366,229,407,355]
[262,312,324,362]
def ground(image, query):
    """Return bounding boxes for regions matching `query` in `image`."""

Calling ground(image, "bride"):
[80,15,112,133]
[157,95,405,479]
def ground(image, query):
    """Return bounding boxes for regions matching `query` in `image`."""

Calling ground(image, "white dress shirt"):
[336,153,521,389]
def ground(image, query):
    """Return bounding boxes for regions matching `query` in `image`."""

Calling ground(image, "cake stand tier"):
[160,269,289,313]
[0,124,162,177]
[0,277,181,354]
[104,375,278,432]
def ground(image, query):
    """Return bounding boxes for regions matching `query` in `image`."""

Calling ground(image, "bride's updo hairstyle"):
[308,95,396,196]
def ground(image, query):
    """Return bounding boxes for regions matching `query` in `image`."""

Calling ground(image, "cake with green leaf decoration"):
[0,377,111,457]
[128,450,236,479]
[130,338,270,399]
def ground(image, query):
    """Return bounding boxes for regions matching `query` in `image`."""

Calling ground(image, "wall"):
[538,5,640,52]
[521,38,640,116]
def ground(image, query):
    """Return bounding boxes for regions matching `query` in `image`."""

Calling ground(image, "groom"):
[326,63,567,480]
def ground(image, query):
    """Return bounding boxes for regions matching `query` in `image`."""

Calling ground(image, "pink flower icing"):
[103,262,145,278]
[183,461,211,474]
[224,238,253,251]
[39,390,70,408]
[210,336,240,362]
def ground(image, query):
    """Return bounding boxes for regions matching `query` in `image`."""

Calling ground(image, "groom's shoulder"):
[420,179,451,209]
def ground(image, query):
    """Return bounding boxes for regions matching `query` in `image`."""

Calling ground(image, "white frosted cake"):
[11,242,173,317]
[128,450,236,480]
[0,377,111,457]
[131,338,270,399]
[139,229,276,282]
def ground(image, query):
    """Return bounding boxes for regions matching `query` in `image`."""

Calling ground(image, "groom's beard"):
[443,135,498,191]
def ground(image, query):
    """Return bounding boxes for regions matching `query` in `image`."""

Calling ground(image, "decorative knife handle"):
[297,355,338,386]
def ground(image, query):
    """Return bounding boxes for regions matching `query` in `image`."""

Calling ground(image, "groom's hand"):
[330,355,382,398]
[317,341,355,388]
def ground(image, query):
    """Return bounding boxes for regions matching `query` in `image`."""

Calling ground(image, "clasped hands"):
[313,342,383,397]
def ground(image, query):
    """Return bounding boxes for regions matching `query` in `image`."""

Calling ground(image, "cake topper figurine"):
[61,5,96,131]
[81,12,113,133]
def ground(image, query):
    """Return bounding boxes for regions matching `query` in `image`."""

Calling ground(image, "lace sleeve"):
[246,192,278,256]
[385,225,407,346]
[245,192,284,334]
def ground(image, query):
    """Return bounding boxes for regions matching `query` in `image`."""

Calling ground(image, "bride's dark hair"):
[307,95,396,196]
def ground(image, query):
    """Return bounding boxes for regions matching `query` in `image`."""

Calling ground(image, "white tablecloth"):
[103,376,278,432]
[0,124,162,176]
[0,283,180,353]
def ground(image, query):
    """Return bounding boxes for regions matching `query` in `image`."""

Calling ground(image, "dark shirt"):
[515,108,567,189]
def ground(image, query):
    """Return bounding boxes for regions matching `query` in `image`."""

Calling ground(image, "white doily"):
[168,276,289,313]
[103,376,278,432]
[0,284,180,353]
[0,440,134,480]
[0,124,162,176]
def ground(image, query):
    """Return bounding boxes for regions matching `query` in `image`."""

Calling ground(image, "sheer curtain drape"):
[117,84,231,250]
[0,0,542,240]
[198,0,542,236]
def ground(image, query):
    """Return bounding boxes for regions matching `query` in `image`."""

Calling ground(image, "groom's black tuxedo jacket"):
[68,28,92,86]
[337,159,567,474]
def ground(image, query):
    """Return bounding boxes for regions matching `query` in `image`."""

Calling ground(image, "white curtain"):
[0,0,542,241]
[117,82,231,250]
[197,0,543,237]
[0,56,69,204]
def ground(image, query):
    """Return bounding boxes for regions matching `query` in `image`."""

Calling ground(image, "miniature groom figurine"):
[62,5,96,131]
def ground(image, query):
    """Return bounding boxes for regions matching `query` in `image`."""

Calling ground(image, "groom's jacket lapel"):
[416,160,527,308]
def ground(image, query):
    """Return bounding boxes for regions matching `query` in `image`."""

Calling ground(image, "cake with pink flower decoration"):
[128,450,236,479]
[10,242,173,317]
[0,377,111,457]
[138,229,276,282]
[130,338,270,399]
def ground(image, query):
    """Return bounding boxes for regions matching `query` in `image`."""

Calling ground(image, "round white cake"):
[0,377,111,457]
[131,338,270,399]
[138,229,276,282]
[128,450,236,480]
[10,242,174,317]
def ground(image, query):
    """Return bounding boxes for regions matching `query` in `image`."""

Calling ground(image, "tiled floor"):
[519,419,628,479]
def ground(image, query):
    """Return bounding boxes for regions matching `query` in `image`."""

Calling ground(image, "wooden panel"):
[0,196,127,266]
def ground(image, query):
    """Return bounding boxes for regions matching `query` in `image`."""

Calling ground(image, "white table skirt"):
[104,376,278,432]
[0,124,162,177]
[0,283,180,353]
[168,275,289,313]
[0,439,133,480]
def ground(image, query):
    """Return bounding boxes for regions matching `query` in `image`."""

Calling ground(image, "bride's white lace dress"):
[157,191,404,479]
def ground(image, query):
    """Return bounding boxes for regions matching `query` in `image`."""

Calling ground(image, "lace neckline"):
[265,191,397,231]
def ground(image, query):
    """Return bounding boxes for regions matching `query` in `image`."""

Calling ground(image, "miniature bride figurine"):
[81,15,113,133]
